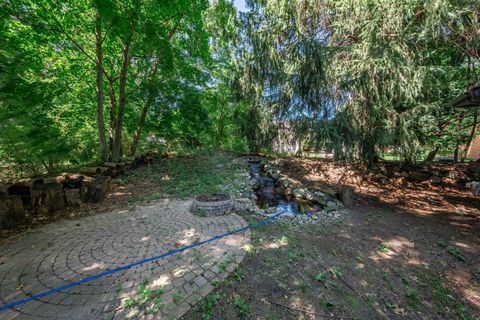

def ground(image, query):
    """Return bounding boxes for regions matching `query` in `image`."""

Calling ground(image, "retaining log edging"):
[0,152,159,229]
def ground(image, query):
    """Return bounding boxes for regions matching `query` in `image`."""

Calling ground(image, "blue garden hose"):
[0,210,285,312]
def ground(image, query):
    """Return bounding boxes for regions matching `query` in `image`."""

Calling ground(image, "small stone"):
[326,201,337,208]
[292,188,305,199]
[266,207,277,214]
[313,195,326,205]
[430,176,442,184]
[193,276,208,287]
[279,212,295,220]
[256,209,265,215]
[304,191,314,201]
[409,171,430,181]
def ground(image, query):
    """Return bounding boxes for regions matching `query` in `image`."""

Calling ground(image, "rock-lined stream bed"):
[234,157,346,224]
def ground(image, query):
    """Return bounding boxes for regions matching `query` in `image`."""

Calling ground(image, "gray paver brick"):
[0,199,249,320]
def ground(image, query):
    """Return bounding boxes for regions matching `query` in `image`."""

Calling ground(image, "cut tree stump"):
[99,167,113,176]
[65,189,83,207]
[31,182,66,214]
[7,181,32,210]
[0,184,7,196]
[83,176,110,203]
[63,175,84,189]
[340,185,354,206]
[0,195,25,229]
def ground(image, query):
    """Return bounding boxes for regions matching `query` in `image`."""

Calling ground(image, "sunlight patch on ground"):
[173,266,190,278]
[111,190,134,197]
[225,235,245,247]
[83,262,106,271]
[151,274,171,288]
[464,287,480,308]
[176,229,197,246]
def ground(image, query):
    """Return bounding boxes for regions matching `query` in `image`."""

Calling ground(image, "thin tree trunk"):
[216,103,226,147]
[453,112,465,162]
[95,10,107,161]
[129,93,153,156]
[107,77,118,158]
[424,146,439,162]
[128,24,179,156]
[111,42,131,162]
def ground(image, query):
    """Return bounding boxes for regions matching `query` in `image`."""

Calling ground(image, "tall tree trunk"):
[130,93,153,156]
[453,112,465,163]
[107,78,118,159]
[424,146,439,162]
[128,24,179,156]
[129,58,160,157]
[95,10,107,161]
[111,43,131,162]
[216,103,226,147]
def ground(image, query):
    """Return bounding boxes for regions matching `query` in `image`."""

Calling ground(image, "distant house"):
[452,85,480,160]
[467,135,480,160]
[272,121,300,154]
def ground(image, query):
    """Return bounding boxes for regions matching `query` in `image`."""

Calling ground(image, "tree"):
[2,0,212,168]
[238,0,480,161]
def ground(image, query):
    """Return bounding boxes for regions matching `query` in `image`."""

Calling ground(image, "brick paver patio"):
[0,199,250,319]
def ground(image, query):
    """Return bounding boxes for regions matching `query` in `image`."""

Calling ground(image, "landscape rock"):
[312,195,326,205]
[279,212,295,220]
[466,182,480,196]
[326,201,337,208]
[292,188,305,199]
[304,190,314,201]
[255,208,265,216]
[270,171,280,179]
[409,171,430,181]
[430,176,442,184]
[266,207,277,214]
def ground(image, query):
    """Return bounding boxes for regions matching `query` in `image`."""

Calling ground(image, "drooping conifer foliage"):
[241,0,480,161]
[0,0,479,176]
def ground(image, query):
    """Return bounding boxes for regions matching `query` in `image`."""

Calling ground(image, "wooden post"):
[340,185,354,206]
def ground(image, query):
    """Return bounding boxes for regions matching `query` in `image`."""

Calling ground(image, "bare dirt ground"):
[2,154,479,319]
[182,156,480,320]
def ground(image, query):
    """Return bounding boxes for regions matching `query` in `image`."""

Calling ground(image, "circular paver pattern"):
[0,199,250,319]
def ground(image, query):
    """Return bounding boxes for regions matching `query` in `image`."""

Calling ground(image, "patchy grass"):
[192,292,223,320]
[419,272,470,319]
[121,277,164,318]
[153,152,245,199]
[447,245,466,262]
[93,152,478,320]
[181,206,479,320]
[233,295,251,318]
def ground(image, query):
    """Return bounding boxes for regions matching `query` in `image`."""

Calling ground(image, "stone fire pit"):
[191,193,234,216]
